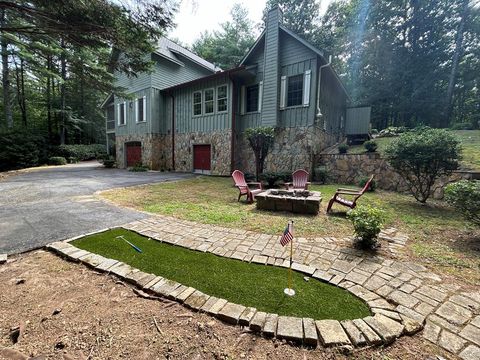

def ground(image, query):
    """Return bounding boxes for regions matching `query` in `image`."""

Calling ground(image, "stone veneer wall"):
[116,134,171,170]
[235,126,339,175]
[318,153,478,199]
[174,130,232,176]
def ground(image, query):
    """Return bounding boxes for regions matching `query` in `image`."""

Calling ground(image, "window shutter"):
[258,81,263,112]
[143,96,147,121]
[135,99,138,122]
[240,85,246,115]
[280,76,286,109]
[303,70,311,106]
[117,104,120,125]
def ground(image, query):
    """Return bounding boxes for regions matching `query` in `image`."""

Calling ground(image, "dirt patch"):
[0,251,453,360]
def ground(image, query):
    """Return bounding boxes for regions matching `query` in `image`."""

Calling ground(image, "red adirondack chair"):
[326,175,374,213]
[285,169,310,190]
[232,170,263,203]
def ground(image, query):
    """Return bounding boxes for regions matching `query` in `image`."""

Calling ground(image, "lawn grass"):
[102,177,480,284]
[72,228,371,320]
[347,130,480,171]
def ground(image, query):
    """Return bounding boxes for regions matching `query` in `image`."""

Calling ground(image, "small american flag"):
[280,222,293,247]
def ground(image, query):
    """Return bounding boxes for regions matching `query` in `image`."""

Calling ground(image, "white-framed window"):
[280,70,311,109]
[245,84,259,113]
[287,74,303,107]
[135,96,147,123]
[193,91,202,116]
[204,88,214,114]
[117,102,126,125]
[217,85,228,112]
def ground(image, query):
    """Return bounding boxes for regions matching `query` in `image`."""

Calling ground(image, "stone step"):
[315,320,351,347]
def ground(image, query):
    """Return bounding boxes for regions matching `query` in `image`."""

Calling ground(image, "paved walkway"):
[119,216,480,359]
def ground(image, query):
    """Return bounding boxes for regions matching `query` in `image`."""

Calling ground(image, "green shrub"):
[102,156,116,168]
[48,156,67,165]
[359,176,376,192]
[338,143,349,154]
[385,128,461,203]
[377,126,408,138]
[54,144,107,161]
[259,172,293,187]
[347,205,385,249]
[0,131,48,171]
[244,172,256,182]
[363,140,378,153]
[129,162,149,172]
[314,166,328,184]
[450,122,474,130]
[444,180,480,227]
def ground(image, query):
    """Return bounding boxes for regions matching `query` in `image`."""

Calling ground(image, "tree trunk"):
[46,55,52,142]
[1,8,13,128]
[60,39,66,145]
[14,57,27,126]
[444,0,469,127]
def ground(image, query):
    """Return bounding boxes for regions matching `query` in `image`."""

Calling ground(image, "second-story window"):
[217,85,228,112]
[246,84,259,113]
[287,74,303,107]
[118,102,126,125]
[204,88,214,114]
[193,91,202,116]
[136,96,146,123]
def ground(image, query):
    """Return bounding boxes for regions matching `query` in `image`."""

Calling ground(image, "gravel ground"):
[0,251,454,360]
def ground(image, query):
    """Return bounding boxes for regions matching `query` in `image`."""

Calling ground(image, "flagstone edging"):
[45,230,424,350]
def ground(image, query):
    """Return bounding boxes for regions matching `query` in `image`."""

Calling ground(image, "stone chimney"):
[261,5,283,127]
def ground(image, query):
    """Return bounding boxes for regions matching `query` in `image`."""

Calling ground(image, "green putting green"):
[72,228,371,320]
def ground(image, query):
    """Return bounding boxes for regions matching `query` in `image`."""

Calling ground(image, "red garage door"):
[126,142,142,167]
[193,144,211,173]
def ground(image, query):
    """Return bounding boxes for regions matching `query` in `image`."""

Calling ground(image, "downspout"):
[169,93,175,171]
[229,75,236,174]
[316,54,332,120]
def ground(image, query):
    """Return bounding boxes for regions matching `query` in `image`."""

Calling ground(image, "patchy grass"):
[101,177,480,283]
[72,228,371,320]
[347,130,480,171]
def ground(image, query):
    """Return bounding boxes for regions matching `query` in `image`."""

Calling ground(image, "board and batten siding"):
[172,76,233,134]
[114,88,152,136]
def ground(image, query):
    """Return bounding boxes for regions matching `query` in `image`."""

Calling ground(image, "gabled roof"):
[154,37,220,72]
[100,93,114,109]
[239,30,265,66]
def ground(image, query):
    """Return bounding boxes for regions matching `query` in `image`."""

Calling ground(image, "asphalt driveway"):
[0,161,192,254]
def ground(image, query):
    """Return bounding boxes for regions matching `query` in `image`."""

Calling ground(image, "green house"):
[104,6,354,175]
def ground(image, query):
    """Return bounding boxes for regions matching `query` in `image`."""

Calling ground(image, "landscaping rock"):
[152,279,181,297]
[459,345,480,360]
[364,314,404,344]
[371,308,402,321]
[95,258,119,272]
[395,305,425,324]
[239,307,257,326]
[199,296,220,313]
[184,290,209,310]
[276,316,303,342]
[109,262,135,278]
[387,290,419,308]
[438,330,467,354]
[78,253,107,268]
[176,287,196,303]
[400,315,423,335]
[436,301,473,326]
[459,324,480,346]
[302,318,318,346]
[291,262,315,275]
[217,303,246,324]
[262,313,278,337]
[0,253,7,264]
[352,319,382,345]
[206,298,228,316]
[250,311,267,332]
[315,320,351,347]
[168,284,188,300]
[341,320,367,346]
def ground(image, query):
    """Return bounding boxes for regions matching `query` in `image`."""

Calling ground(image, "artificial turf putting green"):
[72,228,371,320]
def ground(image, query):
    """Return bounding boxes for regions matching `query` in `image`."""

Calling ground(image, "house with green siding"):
[103,6,352,175]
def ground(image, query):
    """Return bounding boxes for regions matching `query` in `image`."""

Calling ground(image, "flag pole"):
[284,220,295,296]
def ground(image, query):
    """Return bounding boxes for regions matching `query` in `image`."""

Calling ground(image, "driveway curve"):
[0,161,192,254]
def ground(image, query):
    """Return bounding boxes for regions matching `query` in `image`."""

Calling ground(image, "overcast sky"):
[168,0,333,46]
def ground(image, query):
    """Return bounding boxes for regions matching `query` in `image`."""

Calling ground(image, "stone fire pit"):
[255,189,322,215]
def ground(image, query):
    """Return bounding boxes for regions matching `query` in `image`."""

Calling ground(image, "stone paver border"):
[44,216,480,358]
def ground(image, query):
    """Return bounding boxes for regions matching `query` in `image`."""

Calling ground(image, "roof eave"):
[239,30,266,66]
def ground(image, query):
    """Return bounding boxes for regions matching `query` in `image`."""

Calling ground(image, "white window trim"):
[136,96,147,123]
[193,91,202,117]
[258,81,263,112]
[282,73,305,110]
[280,76,286,109]
[117,102,126,126]
[216,84,228,113]
[245,83,261,114]
[303,70,311,106]
[204,88,215,115]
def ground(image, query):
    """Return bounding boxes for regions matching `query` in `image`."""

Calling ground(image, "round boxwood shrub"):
[444,180,480,227]
[338,143,349,154]
[363,140,378,153]
[347,205,385,249]
[359,176,376,192]
[48,156,67,166]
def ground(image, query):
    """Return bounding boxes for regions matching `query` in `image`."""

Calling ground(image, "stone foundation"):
[235,126,338,175]
[174,130,232,176]
[116,134,171,170]
[318,153,478,199]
